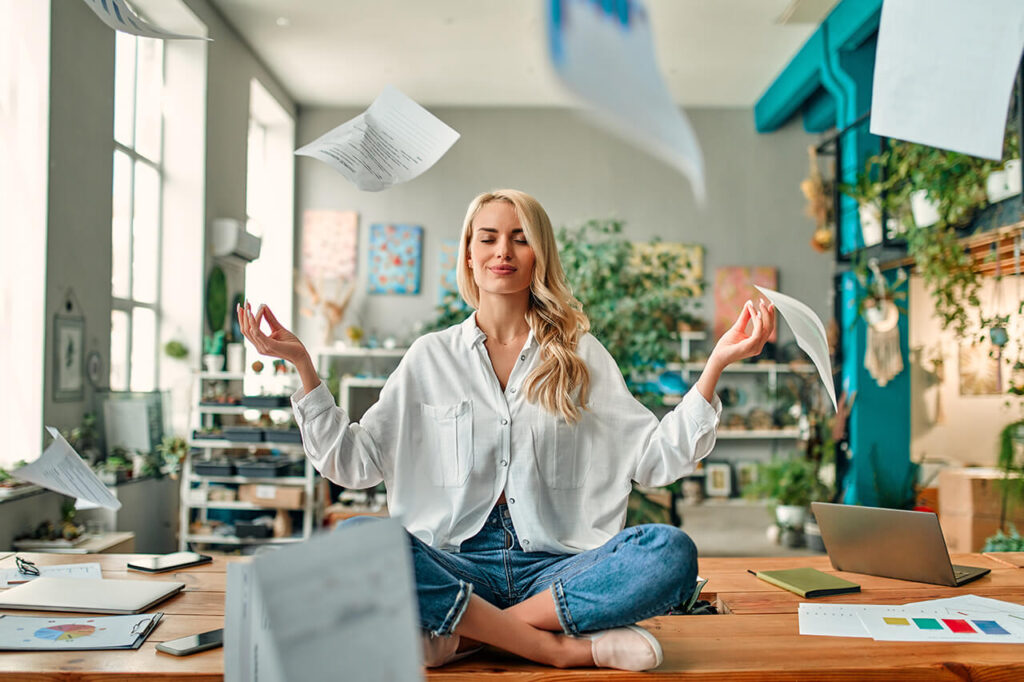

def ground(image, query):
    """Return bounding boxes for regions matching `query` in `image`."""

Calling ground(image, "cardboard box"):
[238,484,304,510]
[938,468,1022,518]
[940,512,1006,553]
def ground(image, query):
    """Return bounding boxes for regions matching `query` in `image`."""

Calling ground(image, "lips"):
[490,266,517,274]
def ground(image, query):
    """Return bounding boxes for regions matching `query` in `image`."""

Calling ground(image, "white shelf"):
[183,533,305,545]
[189,439,304,449]
[675,363,815,373]
[192,475,306,485]
[717,429,801,440]
[188,501,275,511]
[199,371,245,380]
[341,377,387,389]
[314,347,408,359]
[196,404,247,415]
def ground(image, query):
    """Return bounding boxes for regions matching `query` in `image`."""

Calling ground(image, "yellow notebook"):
[748,567,860,598]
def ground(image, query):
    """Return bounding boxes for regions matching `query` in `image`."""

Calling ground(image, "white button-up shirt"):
[292,313,722,554]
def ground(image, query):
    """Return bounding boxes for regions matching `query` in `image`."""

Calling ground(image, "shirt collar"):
[460,310,537,354]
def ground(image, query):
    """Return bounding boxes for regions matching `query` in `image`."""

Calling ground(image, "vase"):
[986,159,1022,203]
[226,343,245,373]
[910,190,940,227]
[202,354,224,373]
[775,504,807,530]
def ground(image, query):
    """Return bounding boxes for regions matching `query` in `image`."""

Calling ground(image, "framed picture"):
[704,463,733,498]
[368,223,423,295]
[53,315,85,401]
[736,461,759,494]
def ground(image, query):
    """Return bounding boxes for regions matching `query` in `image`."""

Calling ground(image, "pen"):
[747,569,757,576]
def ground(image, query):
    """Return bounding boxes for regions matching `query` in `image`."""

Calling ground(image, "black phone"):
[155,628,224,656]
[126,552,213,573]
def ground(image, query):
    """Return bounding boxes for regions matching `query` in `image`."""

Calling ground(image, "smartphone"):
[126,552,213,573]
[156,628,224,656]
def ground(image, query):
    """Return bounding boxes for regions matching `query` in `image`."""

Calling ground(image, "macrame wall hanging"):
[861,260,906,387]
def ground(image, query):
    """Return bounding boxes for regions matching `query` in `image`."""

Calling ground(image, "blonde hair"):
[456,190,591,423]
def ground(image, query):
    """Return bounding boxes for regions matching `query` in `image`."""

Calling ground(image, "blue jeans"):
[346,504,698,636]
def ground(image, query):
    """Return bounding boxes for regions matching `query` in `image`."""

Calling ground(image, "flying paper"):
[295,85,460,192]
[547,0,705,203]
[12,427,122,510]
[80,0,209,40]
[870,0,1024,160]
[755,286,837,412]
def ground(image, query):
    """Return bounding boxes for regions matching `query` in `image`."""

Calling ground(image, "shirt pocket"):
[533,415,589,489]
[420,400,474,487]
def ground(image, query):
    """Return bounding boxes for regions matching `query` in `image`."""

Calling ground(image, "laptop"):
[811,502,991,587]
[0,576,185,614]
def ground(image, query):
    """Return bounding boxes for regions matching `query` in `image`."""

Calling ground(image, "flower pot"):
[986,159,1022,203]
[203,354,225,373]
[910,190,940,227]
[804,520,826,552]
[775,504,807,530]
[226,343,245,374]
[990,326,1009,348]
[858,204,883,247]
[780,527,804,548]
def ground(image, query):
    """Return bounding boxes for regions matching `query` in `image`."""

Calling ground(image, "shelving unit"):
[179,370,321,551]
[314,347,406,417]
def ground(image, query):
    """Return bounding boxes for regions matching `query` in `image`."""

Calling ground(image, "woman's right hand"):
[237,302,310,367]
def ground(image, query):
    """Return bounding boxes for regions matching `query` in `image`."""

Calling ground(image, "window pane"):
[113,32,136,146]
[132,161,159,303]
[130,306,156,392]
[110,309,129,391]
[111,151,132,298]
[134,37,163,163]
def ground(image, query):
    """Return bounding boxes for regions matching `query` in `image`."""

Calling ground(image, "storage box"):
[242,395,290,408]
[938,468,1024,552]
[235,458,291,477]
[264,429,302,444]
[239,484,304,510]
[222,426,264,442]
[234,520,272,538]
[193,459,236,476]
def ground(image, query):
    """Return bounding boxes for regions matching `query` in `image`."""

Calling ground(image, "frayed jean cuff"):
[432,580,473,637]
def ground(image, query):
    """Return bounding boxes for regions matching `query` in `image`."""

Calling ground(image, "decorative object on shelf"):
[368,223,423,295]
[202,331,225,373]
[164,340,188,360]
[800,145,834,253]
[205,265,228,333]
[746,409,774,431]
[856,259,907,388]
[704,463,732,498]
[53,314,85,401]
[226,342,245,374]
[251,359,265,374]
[155,436,188,479]
[713,266,777,343]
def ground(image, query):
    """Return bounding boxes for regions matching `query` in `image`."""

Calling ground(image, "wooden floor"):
[1,552,1023,679]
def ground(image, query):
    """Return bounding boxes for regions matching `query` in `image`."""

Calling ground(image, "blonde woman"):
[237,189,774,671]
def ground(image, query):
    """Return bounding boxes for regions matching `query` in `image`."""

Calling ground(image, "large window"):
[111,32,164,392]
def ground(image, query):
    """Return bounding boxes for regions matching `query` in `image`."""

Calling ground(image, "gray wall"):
[295,107,831,345]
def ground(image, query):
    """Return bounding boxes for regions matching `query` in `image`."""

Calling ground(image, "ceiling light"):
[275,16,290,28]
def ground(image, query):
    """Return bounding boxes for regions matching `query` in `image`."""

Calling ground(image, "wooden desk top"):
[0,552,1022,680]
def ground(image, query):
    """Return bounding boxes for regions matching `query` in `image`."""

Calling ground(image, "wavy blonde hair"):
[456,190,591,423]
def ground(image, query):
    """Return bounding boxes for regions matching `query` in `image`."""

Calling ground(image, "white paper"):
[0,612,159,650]
[249,519,421,681]
[755,286,837,411]
[908,594,1024,620]
[80,0,209,40]
[225,562,284,682]
[798,603,882,638]
[547,0,705,203]
[0,562,102,588]
[12,428,121,510]
[858,606,1024,643]
[870,0,1024,160]
[295,85,459,192]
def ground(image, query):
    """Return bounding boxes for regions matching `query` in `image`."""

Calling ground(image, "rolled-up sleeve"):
[291,381,385,489]
[632,387,721,487]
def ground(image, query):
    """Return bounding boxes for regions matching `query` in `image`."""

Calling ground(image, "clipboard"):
[0,612,163,651]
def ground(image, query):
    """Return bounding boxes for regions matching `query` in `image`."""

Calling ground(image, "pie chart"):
[34,623,95,641]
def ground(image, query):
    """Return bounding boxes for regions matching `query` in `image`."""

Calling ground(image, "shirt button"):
[509,498,515,504]
[501,418,508,425]
[522,539,530,546]
[500,459,508,466]
[510,387,517,393]
[520,355,526,361]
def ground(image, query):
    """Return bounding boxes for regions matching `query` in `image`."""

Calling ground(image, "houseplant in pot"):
[746,456,829,546]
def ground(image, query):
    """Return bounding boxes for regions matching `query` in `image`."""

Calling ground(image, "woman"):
[237,189,775,671]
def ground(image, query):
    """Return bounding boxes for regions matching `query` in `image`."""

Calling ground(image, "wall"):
[910,274,1024,467]
[295,107,831,347]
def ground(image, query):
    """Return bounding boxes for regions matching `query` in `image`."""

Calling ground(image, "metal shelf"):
[183,533,305,545]
[717,429,801,440]
[196,404,247,415]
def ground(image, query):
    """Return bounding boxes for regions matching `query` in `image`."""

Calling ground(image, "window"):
[111,32,164,392]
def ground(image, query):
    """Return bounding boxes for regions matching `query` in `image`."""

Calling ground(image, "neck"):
[476,292,531,344]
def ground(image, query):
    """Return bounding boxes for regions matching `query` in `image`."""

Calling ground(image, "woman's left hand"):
[707,299,776,371]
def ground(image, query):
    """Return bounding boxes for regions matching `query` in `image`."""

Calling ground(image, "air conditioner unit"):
[211,218,261,262]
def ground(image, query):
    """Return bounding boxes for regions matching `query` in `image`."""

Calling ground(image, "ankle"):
[548,633,593,669]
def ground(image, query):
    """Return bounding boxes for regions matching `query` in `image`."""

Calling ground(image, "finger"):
[259,305,284,331]
[758,300,773,343]
[731,301,753,334]
[749,301,763,340]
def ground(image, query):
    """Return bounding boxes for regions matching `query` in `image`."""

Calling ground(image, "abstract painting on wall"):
[369,224,423,295]
[958,340,1001,395]
[438,238,459,303]
[300,210,358,281]
[631,242,704,297]
[713,266,778,341]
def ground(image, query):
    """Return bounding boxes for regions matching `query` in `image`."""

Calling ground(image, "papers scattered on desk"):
[0,612,162,650]
[296,85,459,192]
[799,596,1024,643]
[755,286,837,411]
[12,428,121,510]
[226,518,421,681]
[870,0,1024,160]
[0,562,101,588]
[546,0,705,203]
[80,0,208,40]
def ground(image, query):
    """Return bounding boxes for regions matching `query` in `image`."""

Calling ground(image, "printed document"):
[870,0,1024,160]
[12,428,121,510]
[546,0,705,203]
[80,0,208,40]
[296,85,459,192]
[0,562,102,588]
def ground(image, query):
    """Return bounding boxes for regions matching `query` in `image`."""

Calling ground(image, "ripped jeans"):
[346,503,698,636]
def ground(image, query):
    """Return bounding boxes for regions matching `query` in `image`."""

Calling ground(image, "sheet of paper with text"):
[80,0,208,40]
[870,0,1024,160]
[295,85,459,192]
[13,428,121,510]
[547,0,705,203]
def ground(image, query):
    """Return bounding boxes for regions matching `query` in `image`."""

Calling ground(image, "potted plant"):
[96,452,132,485]
[746,456,829,534]
[156,436,189,479]
[202,330,225,372]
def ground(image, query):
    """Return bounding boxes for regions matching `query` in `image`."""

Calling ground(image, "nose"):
[496,238,513,261]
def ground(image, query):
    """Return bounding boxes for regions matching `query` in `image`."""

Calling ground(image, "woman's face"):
[468,200,536,300]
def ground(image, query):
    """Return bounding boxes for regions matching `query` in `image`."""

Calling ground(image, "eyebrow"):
[476,227,525,235]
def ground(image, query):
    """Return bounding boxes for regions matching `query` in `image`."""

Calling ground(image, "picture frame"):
[704,462,733,498]
[736,461,759,494]
[53,315,85,401]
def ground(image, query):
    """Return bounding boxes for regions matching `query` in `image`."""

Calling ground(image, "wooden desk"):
[12,531,136,555]
[1,552,1022,680]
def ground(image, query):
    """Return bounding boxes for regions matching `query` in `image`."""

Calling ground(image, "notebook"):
[749,567,860,598]
[811,502,991,587]
[0,577,184,614]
